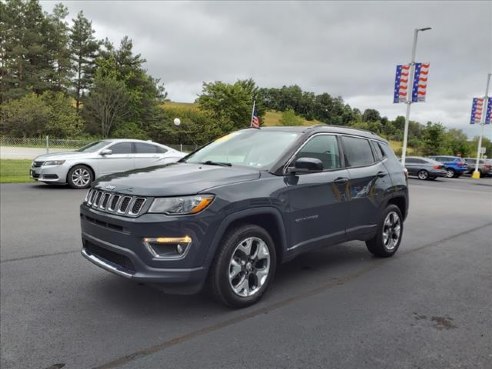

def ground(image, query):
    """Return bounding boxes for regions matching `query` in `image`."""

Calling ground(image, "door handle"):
[377,171,387,178]
[334,177,349,184]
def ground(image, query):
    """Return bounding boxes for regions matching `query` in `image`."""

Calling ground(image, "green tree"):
[196,79,261,132]
[94,37,166,133]
[0,91,81,137]
[45,3,72,92]
[421,122,446,156]
[82,74,131,137]
[69,10,100,112]
[279,109,303,126]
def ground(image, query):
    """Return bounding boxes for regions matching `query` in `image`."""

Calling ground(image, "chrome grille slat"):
[84,190,147,217]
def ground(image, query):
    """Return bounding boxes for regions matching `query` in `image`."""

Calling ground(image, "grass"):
[0,160,33,183]
[262,111,321,127]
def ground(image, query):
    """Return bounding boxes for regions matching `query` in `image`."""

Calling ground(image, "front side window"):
[293,135,341,170]
[184,130,300,170]
[76,141,110,153]
[341,136,375,167]
[109,142,133,154]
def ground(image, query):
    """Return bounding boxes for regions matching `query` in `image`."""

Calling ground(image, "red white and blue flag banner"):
[470,98,484,124]
[250,100,260,128]
[393,64,410,103]
[485,98,492,125]
[411,63,430,103]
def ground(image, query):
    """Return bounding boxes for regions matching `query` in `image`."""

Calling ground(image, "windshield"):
[184,130,300,170]
[76,141,110,153]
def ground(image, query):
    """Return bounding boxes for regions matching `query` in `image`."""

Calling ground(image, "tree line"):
[1,0,489,158]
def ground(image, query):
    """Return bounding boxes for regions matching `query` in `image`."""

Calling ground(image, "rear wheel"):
[366,205,403,257]
[67,165,93,189]
[445,168,455,178]
[417,170,429,180]
[209,224,276,308]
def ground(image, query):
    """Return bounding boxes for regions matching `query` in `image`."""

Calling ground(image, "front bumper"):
[80,204,219,293]
[30,164,69,184]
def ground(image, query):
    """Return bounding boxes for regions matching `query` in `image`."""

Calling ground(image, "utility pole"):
[401,27,431,166]
[472,73,491,179]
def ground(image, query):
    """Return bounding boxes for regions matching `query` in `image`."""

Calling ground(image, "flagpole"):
[401,27,431,166]
[472,73,491,179]
[250,99,256,126]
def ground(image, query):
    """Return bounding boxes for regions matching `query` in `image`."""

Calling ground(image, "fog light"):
[143,236,192,259]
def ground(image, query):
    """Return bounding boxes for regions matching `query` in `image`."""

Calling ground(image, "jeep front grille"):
[84,189,148,217]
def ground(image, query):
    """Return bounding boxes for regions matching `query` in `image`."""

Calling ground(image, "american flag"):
[393,64,410,103]
[250,101,260,128]
[412,63,430,103]
[485,98,491,125]
[470,98,484,124]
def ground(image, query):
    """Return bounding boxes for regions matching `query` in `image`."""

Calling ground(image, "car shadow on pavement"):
[85,241,375,315]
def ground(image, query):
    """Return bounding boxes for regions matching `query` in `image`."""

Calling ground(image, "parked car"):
[427,155,467,178]
[463,158,492,177]
[80,126,409,308]
[402,156,447,180]
[30,139,186,189]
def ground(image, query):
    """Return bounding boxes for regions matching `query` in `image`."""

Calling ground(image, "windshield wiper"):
[200,160,232,167]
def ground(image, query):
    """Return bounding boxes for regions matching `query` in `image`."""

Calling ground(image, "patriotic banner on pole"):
[411,63,430,102]
[485,98,492,125]
[470,98,484,124]
[393,64,411,103]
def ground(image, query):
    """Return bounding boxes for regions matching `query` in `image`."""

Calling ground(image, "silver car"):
[30,139,186,189]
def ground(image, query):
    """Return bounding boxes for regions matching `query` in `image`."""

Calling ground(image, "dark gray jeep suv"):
[81,126,408,307]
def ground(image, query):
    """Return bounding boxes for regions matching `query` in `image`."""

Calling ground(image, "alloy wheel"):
[382,211,402,251]
[228,237,271,297]
[71,167,91,188]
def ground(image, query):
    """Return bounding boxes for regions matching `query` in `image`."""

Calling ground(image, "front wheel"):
[67,165,93,189]
[366,205,404,257]
[209,225,276,308]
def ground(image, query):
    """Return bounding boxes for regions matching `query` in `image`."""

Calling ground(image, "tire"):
[67,165,93,189]
[417,170,429,180]
[209,224,277,308]
[366,205,403,258]
[445,168,455,178]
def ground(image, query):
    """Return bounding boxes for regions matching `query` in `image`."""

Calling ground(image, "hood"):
[34,151,83,161]
[94,162,260,196]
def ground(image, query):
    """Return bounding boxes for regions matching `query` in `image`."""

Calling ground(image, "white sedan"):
[30,139,186,189]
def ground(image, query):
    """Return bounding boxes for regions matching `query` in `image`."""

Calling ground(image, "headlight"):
[148,195,214,215]
[43,160,66,166]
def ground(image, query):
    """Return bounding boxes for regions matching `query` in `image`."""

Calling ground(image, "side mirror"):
[288,157,323,174]
[100,149,112,156]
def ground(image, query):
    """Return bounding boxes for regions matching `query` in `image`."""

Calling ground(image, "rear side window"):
[294,135,342,170]
[341,136,375,167]
[134,142,167,154]
[378,142,399,162]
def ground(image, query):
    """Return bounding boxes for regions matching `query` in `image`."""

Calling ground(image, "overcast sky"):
[42,0,492,139]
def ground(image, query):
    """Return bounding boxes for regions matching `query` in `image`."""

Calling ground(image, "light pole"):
[173,118,182,151]
[472,73,491,179]
[401,27,432,166]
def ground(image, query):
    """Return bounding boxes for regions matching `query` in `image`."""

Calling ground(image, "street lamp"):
[401,27,432,166]
[174,118,182,151]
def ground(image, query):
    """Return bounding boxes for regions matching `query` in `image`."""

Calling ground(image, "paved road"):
[1,177,491,369]
[0,146,67,160]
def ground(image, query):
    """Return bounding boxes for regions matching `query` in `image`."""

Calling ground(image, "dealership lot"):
[1,178,491,369]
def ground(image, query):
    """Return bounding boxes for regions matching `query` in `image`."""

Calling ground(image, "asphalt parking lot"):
[1,177,491,369]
